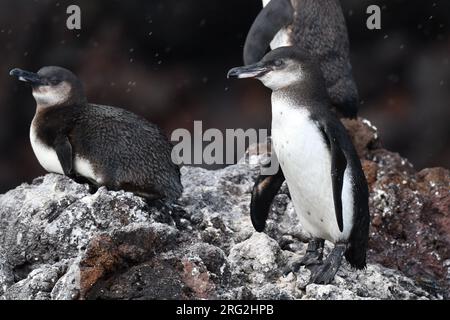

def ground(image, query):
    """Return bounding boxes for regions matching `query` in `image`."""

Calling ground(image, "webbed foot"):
[309,243,346,284]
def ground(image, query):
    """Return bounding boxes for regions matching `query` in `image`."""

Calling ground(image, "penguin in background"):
[244,0,359,119]
[10,66,183,202]
[228,47,369,284]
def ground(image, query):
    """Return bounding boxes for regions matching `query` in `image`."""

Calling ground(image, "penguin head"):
[10,66,86,107]
[228,46,322,91]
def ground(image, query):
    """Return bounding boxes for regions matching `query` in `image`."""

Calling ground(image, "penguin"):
[10,66,183,202]
[228,47,369,284]
[243,0,359,118]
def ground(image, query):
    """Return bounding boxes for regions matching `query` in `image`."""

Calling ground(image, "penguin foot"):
[68,174,98,194]
[283,238,325,275]
[299,238,325,268]
[309,243,346,285]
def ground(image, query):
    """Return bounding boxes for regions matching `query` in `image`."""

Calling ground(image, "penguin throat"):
[259,71,303,91]
[32,83,84,107]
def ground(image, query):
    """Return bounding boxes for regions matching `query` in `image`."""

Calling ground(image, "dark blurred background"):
[0,0,449,193]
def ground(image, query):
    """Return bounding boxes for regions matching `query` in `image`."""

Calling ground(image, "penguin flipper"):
[321,126,347,232]
[250,166,285,232]
[54,135,73,176]
[243,0,294,65]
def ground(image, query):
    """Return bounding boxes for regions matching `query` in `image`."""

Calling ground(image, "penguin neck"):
[273,82,329,109]
[34,98,86,116]
[34,95,87,112]
[32,83,87,110]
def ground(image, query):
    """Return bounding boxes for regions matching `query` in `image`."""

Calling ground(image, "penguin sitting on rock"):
[228,47,369,284]
[244,0,359,118]
[10,66,182,202]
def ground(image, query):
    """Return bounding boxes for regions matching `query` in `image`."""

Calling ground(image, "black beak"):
[9,68,44,85]
[227,63,271,79]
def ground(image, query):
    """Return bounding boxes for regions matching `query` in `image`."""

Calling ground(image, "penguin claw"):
[283,239,326,276]
[282,262,300,276]
[300,238,325,266]
[282,268,293,277]
[309,263,338,285]
[308,243,346,285]
[282,257,319,276]
[299,251,324,267]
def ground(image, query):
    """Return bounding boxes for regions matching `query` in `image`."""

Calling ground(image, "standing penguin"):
[10,66,183,202]
[228,47,369,284]
[244,0,359,118]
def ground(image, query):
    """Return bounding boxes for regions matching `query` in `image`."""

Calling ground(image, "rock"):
[303,264,430,300]
[342,121,450,298]
[229,233,283,286]
[341,118,382,159]
[0,118,448,300]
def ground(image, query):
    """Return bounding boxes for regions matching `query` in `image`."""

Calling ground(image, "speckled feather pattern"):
[32,103,182,201]
[289,0,359,113]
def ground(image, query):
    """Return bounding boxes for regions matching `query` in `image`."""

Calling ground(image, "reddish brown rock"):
[79,224,179,299]
[342,118,382,159]
[79,235,123,299]
[362,160,378,188]
[346,120,450,297]
[181,259,216,299]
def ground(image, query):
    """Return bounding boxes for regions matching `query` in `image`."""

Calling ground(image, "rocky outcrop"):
[0,119,448,300]
[342,119,450,297]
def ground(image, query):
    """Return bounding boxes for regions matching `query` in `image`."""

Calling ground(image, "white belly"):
[30,124,102,184]
[271,96,354,242]
[30,125,64,174]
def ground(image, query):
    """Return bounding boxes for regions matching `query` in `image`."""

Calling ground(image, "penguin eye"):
[274,60,284,67]
[48,78,61,85]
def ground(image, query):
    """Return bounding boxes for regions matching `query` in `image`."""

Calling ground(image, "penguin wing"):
[243,0,294,65]
[321,125,347,232]
[54,135,73,175]
[250,165,285,232]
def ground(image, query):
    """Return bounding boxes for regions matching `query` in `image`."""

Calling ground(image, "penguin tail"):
[345,241,367,270]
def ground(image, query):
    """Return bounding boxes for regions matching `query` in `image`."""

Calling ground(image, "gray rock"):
[0,144,440,300]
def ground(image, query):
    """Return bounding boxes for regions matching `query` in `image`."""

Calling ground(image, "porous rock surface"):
[0,119,448,300]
